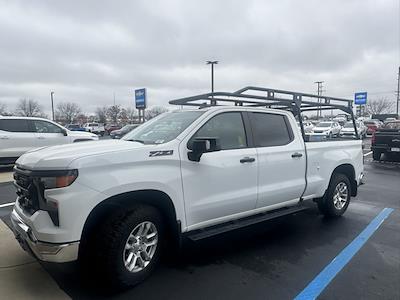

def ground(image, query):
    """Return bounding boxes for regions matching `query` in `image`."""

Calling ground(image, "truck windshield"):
[122,110,205,144]
[384,122,400,129]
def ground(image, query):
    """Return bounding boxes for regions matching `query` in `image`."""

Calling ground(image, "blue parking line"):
[294,207,394,300]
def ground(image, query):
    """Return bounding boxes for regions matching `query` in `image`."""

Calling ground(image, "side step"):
[186,205,309,241]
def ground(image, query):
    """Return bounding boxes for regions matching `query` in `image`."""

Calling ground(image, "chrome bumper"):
[10,209,79,263]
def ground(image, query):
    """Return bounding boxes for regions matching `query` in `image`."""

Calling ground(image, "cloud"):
[0,0,397,115]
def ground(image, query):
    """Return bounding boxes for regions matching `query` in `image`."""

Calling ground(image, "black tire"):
[372,151,381,161]
[82,205,164,289]
[318,173,351,217]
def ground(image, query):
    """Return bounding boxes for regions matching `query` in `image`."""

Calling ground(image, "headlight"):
[40,170,78,189]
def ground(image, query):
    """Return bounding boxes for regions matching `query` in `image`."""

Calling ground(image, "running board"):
[186,205,309,241]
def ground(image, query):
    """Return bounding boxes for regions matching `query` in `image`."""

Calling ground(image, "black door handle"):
[240,157,255,163]
[291,152,303,158]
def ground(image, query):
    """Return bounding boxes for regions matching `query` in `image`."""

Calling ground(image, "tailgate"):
[375,131,400,147]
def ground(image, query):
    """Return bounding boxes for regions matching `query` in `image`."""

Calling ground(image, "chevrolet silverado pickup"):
[10,87,364,288]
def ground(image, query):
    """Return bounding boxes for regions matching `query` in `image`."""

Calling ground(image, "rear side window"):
[249,113,293,147]
[0,119,33,132]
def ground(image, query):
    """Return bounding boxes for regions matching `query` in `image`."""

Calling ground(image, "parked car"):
[110,124,139,139]
[0,116,99,165]
[340,121,367,138]
[371,121,400,160]
[384,117,397,123]
[105,124,121,135]
[66,124,86,131]
[11,103,363,288]
[297,120,314,133]
[83,123,105,136]
[364,119,381,135]
[312,121,341,138]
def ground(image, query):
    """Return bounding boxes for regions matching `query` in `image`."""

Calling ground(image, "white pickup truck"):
[11,88,364,289]
[83,122,105,136]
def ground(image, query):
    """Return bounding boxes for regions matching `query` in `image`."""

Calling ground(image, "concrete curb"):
[0,220,70,299]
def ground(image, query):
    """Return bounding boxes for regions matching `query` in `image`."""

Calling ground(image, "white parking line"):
[363,151,372,157]
[0,202,14,208]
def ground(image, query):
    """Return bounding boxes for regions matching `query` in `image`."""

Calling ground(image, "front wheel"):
[83,205,164,289]
[318,173,351,217]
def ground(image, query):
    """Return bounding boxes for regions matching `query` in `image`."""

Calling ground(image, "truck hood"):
[68,130,98,138]
[16,140,147,170]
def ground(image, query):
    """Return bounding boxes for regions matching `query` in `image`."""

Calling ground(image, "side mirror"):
[61,129,68,136]
[188,137,221,162]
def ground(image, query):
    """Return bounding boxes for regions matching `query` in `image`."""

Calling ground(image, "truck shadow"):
[40,206,370,299]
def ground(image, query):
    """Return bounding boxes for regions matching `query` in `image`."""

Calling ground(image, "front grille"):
[14,169,39,215]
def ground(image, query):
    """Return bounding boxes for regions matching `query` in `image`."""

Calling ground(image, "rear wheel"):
[372,151,381,161]
[81,205,164,289]
[318,173,351,217]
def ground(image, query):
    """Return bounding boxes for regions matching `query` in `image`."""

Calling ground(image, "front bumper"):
[10,209,79,263]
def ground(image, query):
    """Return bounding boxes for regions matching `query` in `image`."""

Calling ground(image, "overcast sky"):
[0,0,398,115]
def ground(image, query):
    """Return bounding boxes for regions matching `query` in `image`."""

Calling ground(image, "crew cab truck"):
[10,87,363,289]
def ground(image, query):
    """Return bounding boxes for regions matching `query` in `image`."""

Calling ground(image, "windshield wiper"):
[127,139,145,144]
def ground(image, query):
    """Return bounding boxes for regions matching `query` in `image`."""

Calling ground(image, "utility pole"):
[206,60,218,105]
[397,66,400,116]
[50,91,55,121]
[113,92,116,106]
[314,81,324,119]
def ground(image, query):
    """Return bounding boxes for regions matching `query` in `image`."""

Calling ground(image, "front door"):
[180,111,258,228]
[31,120,68,147]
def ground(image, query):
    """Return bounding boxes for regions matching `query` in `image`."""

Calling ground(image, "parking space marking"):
[0,202,14,208]
[294,207,394,300]
[363,151,372,157]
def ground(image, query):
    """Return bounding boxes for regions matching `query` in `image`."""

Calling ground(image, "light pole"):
[206,60,218,105]
[314,81,324,119]
[50,91,55,121]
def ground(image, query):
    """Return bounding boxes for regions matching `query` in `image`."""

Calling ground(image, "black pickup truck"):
[371,121,400,160]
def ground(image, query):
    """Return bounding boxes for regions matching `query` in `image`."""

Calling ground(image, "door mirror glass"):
[188,137,221,162]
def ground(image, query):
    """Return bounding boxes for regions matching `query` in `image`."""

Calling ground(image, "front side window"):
[123,110,205,144]
[250,112,292,147]
[33,120,63,133]
[0,119,33,132]
[189,112,247,150]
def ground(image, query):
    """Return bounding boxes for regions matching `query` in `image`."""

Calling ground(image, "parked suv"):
[0,116,99,165]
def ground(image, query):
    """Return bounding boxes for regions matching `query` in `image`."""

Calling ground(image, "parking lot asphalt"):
[0,138,399,300]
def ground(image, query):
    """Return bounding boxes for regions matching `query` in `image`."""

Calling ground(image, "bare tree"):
[0,102,8,115]
[125,107,137,123]
[56,102,81,124]
[107,105,121,123]
[365,98,395,115]
[95,106,108,124]
[145,106,168,120]
[15,98,44,117]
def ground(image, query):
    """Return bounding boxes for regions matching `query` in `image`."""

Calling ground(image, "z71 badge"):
[149,150,174,157]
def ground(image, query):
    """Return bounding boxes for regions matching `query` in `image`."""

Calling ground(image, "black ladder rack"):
[169,86,359,139]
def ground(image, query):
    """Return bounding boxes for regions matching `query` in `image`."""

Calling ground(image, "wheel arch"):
[330,163,357,197]
[79,189,181,258]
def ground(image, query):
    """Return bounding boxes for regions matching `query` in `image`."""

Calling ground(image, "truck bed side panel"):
[303,140,363,199]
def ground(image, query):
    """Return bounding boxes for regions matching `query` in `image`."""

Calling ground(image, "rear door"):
[0,118,37,158]
[248,112,306,208]
[32,120,69,147]
[180,111,258,228]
